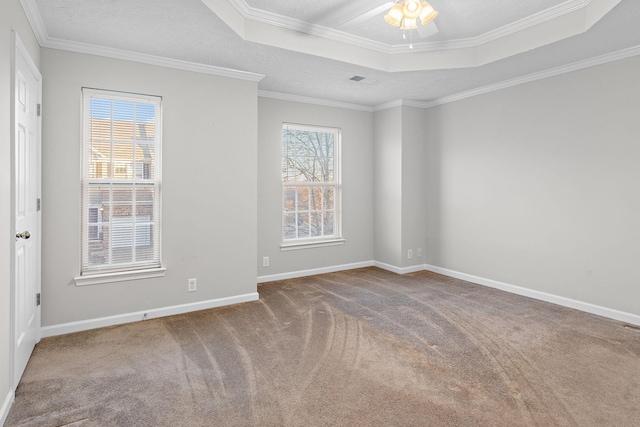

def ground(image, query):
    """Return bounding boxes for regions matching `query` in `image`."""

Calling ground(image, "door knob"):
[16,231,31,240]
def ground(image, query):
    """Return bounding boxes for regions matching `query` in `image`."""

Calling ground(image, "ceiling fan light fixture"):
[385,0,438,39]
[402,0,422,19]
[400,17,417,30]
[419,3,438,25]
[384,4,404,27]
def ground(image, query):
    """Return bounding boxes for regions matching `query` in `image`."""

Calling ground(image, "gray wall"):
[40,48,258,326]
[424,55,640,316]
[1,0,40,414]
[373,105,427,269]
[257,97,374,276]
[401,106,427,268]
[373,107,402,267]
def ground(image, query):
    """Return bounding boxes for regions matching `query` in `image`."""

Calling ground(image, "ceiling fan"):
[336,1,439,44]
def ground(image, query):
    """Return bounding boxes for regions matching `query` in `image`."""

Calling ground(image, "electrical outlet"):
[408,249,413,259]
[262,256,269,267]
[417,248,422,257]
[187,278,197,292]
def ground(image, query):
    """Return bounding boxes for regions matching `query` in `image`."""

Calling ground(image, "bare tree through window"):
[282,124,340,241]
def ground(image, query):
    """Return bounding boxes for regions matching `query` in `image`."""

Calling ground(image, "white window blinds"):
[81,88,162,275]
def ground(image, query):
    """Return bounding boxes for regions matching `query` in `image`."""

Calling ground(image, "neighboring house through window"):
[282,123,342,247]
[80,88,162,275]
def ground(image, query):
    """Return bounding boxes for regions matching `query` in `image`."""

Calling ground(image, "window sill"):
[74,267,166,287]
[281,238,345,251]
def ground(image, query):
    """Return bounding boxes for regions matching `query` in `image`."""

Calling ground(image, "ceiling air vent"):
[349,75,378,84]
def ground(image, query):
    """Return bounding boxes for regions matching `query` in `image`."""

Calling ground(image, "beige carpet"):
[6,268,640,426]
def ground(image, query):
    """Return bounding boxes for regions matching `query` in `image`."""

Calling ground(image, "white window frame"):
[75,88,164,285]
[281,123,343,251]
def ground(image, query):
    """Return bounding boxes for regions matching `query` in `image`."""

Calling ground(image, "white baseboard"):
[278,260,640,327]
[41,292,260,338]
[424,264,640,327]
[0,390,15,426]
[257,261,375,283]
[374,261,426,275]
[40,262,640,339]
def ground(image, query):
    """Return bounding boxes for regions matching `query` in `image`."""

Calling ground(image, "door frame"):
[10,31,42,391]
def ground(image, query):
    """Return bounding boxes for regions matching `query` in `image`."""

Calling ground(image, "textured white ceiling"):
[31,0,640,107]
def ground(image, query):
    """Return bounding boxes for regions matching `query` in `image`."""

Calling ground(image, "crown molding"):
[261,43,640,112]
[225,0,392,54]
[373,99,429,112]
[19,0,264,82]
[258,91,374,112]
[19,0,48,45]
[374,44,640,110]
[465,0,593,50]
[41,37,264,82]
[373,99,403,111]
[227,0,598,54]
[212,0,621,71]
[421,44,640,109]
[387,0,604,54]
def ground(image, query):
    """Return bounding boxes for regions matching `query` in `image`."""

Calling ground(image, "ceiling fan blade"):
[337,2,394,30]
[417,21,439,39]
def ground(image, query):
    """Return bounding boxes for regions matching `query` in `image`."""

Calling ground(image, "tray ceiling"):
[25,0,640,107]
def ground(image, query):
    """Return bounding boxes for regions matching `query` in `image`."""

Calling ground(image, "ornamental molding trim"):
[205,0,621,72]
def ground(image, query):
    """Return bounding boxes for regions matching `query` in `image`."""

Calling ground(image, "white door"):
[13,34,42,389]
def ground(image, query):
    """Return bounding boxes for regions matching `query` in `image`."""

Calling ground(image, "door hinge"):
[36,293,41,306]
[37,104,41,117]
[37,198,41,211]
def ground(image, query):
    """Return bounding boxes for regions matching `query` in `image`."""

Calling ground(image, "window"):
[80,88,162,276]
[282,123,341,246]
